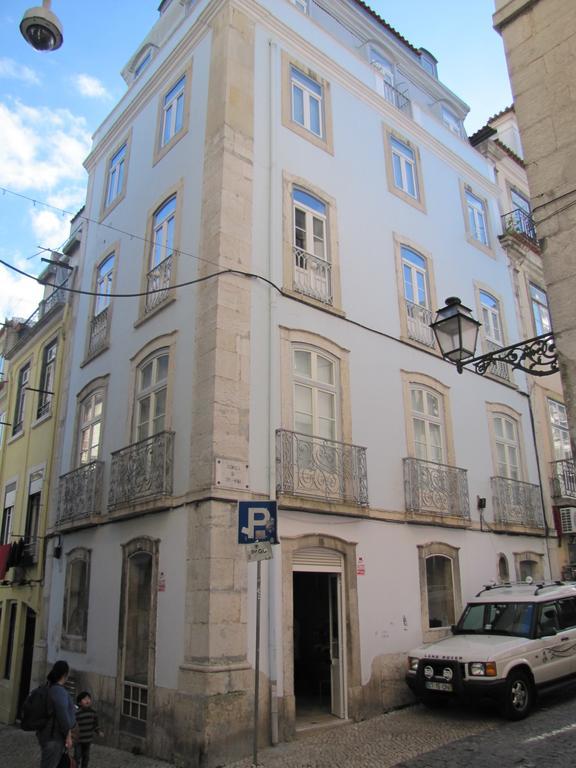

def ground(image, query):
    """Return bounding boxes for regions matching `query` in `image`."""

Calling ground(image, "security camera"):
[20,2,63,52]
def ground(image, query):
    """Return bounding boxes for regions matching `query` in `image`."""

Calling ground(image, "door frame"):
[281,534,361,731]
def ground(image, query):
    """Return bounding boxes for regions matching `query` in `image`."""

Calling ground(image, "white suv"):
[405,581,576,719]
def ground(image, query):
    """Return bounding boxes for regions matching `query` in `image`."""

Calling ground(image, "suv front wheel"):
[501,670,534,720]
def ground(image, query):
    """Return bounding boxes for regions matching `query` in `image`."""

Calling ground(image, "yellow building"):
[0,217,81,723]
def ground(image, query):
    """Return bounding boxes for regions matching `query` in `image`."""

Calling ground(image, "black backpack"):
[20,684,53,732]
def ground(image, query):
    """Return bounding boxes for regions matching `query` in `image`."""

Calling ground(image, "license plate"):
[425,681,452,692]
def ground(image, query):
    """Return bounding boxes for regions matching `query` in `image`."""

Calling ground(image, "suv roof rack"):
[475,580,566,597]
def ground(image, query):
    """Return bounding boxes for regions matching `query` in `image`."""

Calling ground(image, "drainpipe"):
[527,383,554,579]
[267,38,279,746]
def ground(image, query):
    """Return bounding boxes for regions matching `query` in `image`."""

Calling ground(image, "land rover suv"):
[405,581,576,719]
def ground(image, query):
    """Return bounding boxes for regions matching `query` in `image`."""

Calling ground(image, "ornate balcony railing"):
[491,476,544,528]
[145,255,173,313]
[501,208,538,245]
[276,429,368,506]
[88,306,110,357]
[405,300,435,347]
[293,247,332,304]
[22,537,39,566]
[109,431,174,509]
[373,72,411,114]
[57,461,104,525]
[7,287,66,355]
[484,339,512,381]
[550,459,576,499]
[403,457,470,518]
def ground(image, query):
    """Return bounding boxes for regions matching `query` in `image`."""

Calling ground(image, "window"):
[498,554,510,583]
[292,188,331,304]
[514,552,544,582]
[1,484,16,545]
[135,351,169,441]
[511,188,531,216]
[24,490,40,563]
[465,189,489,246]
[79,390,104,465]
[145,196,176,314]
[419,48,438,78]
[3,602,17,679]
[37,340,57,419]
[441,106,462,136]
[134,50,152,78]
[529,283,552,335]
[292,0,308,12]
[426,555,455,628]
[418,542,462,641]
[401,246,434,347]
[13,363,30,435]
[478,289,510,380]
[293,347,337,440]
[87,253,115,359]
[493,413,520,480]
[391,136,418,198]
[105,144,127,208]
[548,399,572,461]
[410,386,445,464]
[291,66,323,137]
[95,252,114,317]
[161,75,185,148]
[62,548,90,651]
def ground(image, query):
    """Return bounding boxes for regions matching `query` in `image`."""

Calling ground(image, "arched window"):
[498,554,510,583]
[410,385,445,464]
[62,548,91,652]
[425,554,455,629]
[293,346,337,441]
[493,413,520,480]
[135,350,169,441]
[78,390,104,465]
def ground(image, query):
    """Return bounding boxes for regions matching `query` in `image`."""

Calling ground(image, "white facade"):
[45,2,552,765]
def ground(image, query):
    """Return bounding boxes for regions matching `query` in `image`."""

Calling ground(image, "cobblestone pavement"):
[0,702,499,768]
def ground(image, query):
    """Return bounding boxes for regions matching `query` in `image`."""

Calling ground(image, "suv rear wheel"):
[501,670,534,720]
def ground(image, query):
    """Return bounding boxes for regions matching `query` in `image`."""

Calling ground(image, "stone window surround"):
[61,546,91,653]
[82,243,120,365]
[514,550,545,582]
[400,371,456,468]
[459,180,495,257]
[393,233,439,351]
[485,401,528,483]
[153,62,193,166]
[417,541,462,644]
[383,124,426,213]
[99,129,132,221]
[72,375,110,470]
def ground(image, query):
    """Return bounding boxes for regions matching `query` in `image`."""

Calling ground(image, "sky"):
[0,0,511,322]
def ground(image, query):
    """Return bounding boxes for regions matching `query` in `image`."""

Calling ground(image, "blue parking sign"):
[238,501,278,544]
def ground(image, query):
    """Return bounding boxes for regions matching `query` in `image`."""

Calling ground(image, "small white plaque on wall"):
[215,457,249,491]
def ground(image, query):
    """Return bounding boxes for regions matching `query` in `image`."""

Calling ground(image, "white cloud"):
[0,57,40,85]
[0,99,91,192]
[0,258,43,323]
[30,187,86,250]
[72,74,110,99]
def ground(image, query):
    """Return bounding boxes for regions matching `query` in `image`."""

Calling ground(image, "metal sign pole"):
[253,558,262,767]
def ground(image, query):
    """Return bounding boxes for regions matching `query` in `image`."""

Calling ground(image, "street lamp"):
[431,296,559,376]
[20,1,63,51]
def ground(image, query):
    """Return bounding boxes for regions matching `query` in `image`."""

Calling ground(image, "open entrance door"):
[292,563,346,719]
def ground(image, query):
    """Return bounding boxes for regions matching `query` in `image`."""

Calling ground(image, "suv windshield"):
[456,601,535,638]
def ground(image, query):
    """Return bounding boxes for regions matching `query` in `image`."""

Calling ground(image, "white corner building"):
[43,1,556,764]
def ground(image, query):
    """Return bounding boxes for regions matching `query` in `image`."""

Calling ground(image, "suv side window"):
[558,597,576,630]
[537,601,559,635]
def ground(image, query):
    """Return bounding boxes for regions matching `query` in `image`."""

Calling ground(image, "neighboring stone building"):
[29,1,557,765]
[493,0,576,460]
[0,213,81,722]
[472,105,575,578]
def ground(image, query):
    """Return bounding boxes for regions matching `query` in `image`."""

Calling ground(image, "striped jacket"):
[75,707,100,744]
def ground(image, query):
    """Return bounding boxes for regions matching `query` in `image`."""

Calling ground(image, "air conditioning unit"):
[560,507,576,533]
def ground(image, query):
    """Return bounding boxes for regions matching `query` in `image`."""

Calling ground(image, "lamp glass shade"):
[431,298,480,363]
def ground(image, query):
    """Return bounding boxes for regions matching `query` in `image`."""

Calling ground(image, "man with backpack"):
[34,660,76,768]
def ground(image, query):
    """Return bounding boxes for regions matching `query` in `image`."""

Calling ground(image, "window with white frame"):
[12,363,30,435]
[410,386,445,464]
[441,106,462,136]
[151,196,176,269]
[426,554,455,629]
[493,413,521,480]
[529,282,552,335]
[292,188,331,303]
[37,340,57,419]
[62,548,90,650]
[293,347,337,441]
[134,50,152,78]
[465,189,489,246]
[401,246,434,347]
[94,253,115,317]
[548,399,572,461]
[291,66,323,137]
[1,484,15,546]
[135,351,169,442]
[480,291,504,347]
[79,390,104,465]
[511,188,531,215]
[390,136,418,199]
[160,75,186,148]
[105,143,127,208]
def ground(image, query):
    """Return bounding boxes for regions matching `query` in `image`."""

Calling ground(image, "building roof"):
[351,0,421,56]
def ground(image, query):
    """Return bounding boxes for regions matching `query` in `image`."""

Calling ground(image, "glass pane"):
[293,189,326,215]
[426,555,454,628]
[318,417,335,440]
[411,388,424,414]
[317,390,334,420]
[392,154,403,189]
[316,355,333,384]
[405,163,416,197]
[294,350,311,377]
[175,94,184,133]
[403,264,414,302]
[154,388,167,419]
[90,422,101,457]
[504,419,515,442]
[295,384,312,414]
[426,392,439,418]
[156,354,169,383]
[295,413,313,435]
[416,272,426,306]
[291,67,322,96]
[309,97,321,135]
[140,362,153,392]
[163,105,172,145]
[292,85,304,125]
[138,396,151,430]
[494,416,503,439]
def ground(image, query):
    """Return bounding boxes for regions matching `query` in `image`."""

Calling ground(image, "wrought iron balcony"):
[483,339,511,381]
[7,287,66,355]
[405,300,435,347]
[550,459,576,499]
[501,208,538,245]
[276,429,368,506]
[57,461,104,525]
[21,537,39,566]
[491,476,544,528]
[403,457,470,518]
[109,431,174,509]
[373,71,411,114]
[145,255,173,313]
[293,247,332,305]
[87,306,110,357]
